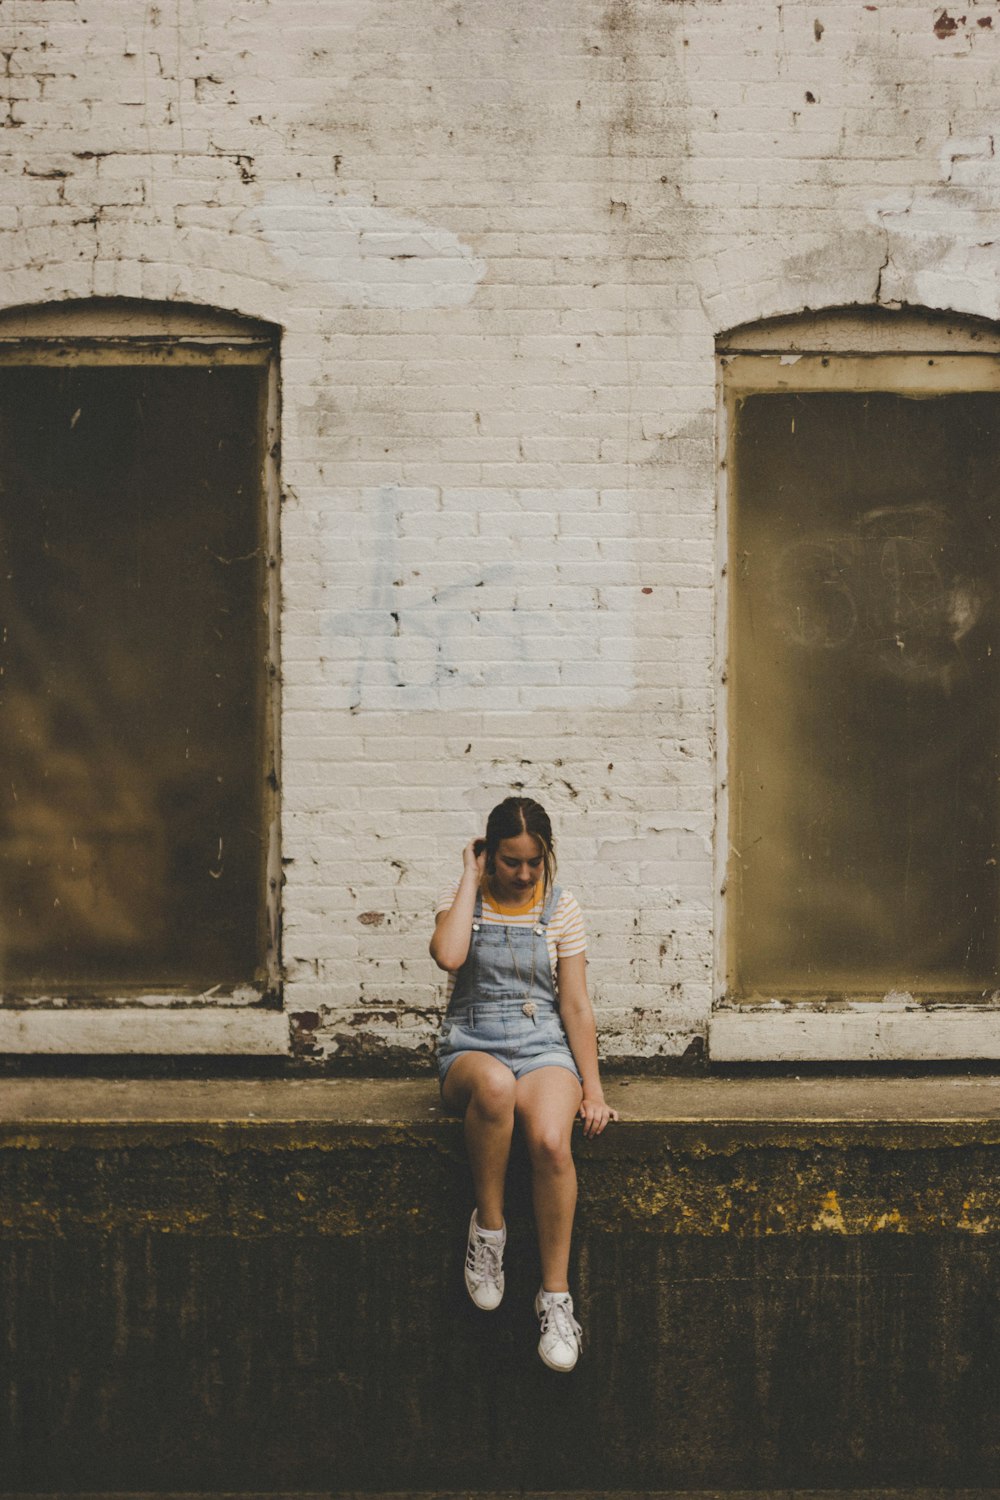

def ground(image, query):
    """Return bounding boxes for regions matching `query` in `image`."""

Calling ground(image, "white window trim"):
[712,313,1000,1062]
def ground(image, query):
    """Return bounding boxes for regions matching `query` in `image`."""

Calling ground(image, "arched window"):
[715,307,1000,1060]
[0,300,283,1053]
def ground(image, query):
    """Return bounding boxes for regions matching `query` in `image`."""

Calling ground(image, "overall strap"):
[473,890,483,919]
[539,883,561,927]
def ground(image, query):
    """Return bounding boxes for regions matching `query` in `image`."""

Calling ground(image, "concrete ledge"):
[6,1072,1000,1152]
[8,1071,1000,1129]
[6,1077,1000,1494]
[7,1075,1000,1239]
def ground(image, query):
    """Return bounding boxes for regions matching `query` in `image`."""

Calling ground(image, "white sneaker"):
[535,1288,583,1372]
[464,1210,506,1310]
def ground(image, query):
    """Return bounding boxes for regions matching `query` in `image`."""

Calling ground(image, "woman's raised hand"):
[430,838,485,973]
[462,837,487,879]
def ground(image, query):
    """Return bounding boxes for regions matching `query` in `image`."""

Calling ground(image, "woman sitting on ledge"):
[430,795,617,1372]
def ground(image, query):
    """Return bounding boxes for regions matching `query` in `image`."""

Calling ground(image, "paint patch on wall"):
[869,139,1000,319]
[239,189,486,309]
[314,484,636,710]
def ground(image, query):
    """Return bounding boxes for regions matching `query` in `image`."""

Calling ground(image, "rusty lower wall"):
[4,1110,1000,1494]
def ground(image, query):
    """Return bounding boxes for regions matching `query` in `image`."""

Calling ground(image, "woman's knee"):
[525,1124,574,1173]
[468,1067,517,1122]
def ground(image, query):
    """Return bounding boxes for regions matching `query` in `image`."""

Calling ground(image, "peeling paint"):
[239,190,486,309]
[933,10,962,40]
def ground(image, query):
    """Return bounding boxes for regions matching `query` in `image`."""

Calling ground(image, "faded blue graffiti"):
[322,485,520,709]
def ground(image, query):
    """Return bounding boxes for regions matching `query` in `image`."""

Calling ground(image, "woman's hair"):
[483,796,556,896]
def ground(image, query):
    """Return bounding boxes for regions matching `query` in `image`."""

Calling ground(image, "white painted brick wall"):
[1,0,998,1063]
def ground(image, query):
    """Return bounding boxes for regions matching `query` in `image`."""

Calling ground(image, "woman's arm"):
[557,951,619,1137]
[429,839,485,973]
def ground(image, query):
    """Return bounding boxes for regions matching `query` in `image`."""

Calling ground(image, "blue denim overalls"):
[437,883,582,1084]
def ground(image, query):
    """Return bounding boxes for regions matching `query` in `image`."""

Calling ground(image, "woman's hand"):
[462,837,487,879]
[430,837,486,973]
[577,1096,619,1138]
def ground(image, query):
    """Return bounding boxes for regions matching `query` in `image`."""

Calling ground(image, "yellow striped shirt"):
[436,880,587,1000]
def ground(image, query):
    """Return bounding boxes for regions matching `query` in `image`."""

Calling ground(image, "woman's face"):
[490,832,545,902]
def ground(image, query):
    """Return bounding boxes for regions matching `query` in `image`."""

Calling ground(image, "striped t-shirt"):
[435,881,587,998]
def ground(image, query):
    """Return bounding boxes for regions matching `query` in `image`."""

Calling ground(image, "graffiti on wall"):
[318,484,634,710]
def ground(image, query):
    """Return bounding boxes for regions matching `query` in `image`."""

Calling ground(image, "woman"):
[430,796,617,1372]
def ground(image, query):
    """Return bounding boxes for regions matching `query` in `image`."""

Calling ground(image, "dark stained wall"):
[3,1077,1000,1495]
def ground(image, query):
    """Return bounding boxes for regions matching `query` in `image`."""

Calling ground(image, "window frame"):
[0,302,285,1056]
[712,311,1000,1063]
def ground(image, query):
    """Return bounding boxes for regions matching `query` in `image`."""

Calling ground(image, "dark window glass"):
[730,390,1000,996]
[0,364,268,991]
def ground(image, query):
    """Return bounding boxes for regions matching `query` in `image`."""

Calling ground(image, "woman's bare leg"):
[442,1052,517,1229]
[515,1067,583,1291]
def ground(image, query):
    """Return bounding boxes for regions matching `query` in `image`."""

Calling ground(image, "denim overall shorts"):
[437,884,582,1086]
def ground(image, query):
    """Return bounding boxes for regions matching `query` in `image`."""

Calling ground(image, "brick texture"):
[3,0,998,1064]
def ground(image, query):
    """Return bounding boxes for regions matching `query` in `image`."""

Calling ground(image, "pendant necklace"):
[489,878,540,1018]
[504,923,538,1014]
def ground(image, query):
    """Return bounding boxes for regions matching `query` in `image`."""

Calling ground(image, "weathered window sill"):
[0,1006,289,1055]
[709,1004,1000,1062]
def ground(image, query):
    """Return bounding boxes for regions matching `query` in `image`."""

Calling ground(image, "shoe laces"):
[467,1230,503,1288]
[539,1295,582,1351]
